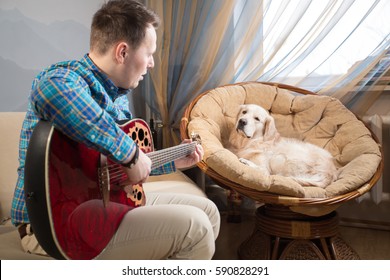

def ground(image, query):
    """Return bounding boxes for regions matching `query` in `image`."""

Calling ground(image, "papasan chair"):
[180,81,383,260]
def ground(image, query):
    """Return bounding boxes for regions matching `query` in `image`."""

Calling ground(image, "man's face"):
[119,25,157,89]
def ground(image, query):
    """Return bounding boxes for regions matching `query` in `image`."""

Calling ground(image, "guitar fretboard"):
[147,142,197,169]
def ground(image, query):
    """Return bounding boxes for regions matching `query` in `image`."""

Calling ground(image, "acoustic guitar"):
[24,119,199,259]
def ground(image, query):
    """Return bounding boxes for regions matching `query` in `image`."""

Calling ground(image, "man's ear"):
[115,42,128,64]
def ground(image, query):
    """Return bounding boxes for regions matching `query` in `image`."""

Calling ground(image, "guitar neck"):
[147,142,197,170]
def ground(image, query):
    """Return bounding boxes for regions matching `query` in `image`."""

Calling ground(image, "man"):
[11,0,220,259]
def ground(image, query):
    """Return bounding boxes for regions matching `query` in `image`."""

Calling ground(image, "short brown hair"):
[90,0,160,54]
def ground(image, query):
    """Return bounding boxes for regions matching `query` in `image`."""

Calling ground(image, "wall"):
[0,0,102,112]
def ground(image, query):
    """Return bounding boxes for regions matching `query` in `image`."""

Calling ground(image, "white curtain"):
[136,0,390,146]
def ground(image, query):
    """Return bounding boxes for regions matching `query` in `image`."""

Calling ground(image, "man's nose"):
[148,57,155,68]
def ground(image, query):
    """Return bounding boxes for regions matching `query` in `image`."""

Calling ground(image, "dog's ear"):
[263,115,280,141]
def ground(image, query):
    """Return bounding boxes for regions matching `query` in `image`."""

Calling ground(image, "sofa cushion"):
[0,112,26,221]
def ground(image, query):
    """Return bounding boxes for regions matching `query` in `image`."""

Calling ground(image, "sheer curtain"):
[137,0,390,147]
[141,0,238,147]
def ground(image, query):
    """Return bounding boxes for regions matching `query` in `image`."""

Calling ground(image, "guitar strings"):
[101,142,198,182]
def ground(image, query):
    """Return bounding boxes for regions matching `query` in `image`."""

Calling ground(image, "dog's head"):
[235,104,279,141]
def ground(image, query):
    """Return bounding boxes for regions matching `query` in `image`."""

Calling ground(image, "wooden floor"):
[213,212,390,260]
[197,179,390,260]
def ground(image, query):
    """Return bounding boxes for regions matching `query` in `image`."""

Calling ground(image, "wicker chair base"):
[237,205,360,260]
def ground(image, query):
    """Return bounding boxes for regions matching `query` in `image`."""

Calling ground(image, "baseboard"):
[340,217,390,231]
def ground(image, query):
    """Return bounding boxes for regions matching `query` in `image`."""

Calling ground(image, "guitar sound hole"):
[129,125,151,150]
[138,129,145,141]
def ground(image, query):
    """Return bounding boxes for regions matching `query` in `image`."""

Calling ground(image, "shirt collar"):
[81,54,131,100]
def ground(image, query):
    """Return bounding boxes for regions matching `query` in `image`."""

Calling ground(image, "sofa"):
[0,112,206,260]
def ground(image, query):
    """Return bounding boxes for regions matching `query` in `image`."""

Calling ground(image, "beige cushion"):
[188,83,381,198]
[0,112,25,220]
[145,171,206,197]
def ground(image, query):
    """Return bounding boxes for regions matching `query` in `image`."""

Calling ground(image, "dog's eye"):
[255,117,260,121]
[242,110,247,114]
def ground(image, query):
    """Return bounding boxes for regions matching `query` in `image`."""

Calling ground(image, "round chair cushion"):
[187,82,381,199]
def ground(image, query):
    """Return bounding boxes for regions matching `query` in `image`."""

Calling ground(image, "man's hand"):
[174,139,204,169]
[121,150,151,185]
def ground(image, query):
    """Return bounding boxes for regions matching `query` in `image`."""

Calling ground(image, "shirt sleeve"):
[30,68,136,163]
[112,95,133,121]
[150,162,176,175]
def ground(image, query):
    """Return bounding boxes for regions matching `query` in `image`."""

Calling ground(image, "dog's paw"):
[239,158,256,167]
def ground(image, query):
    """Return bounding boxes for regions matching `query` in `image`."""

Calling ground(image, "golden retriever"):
[226,104,338,188]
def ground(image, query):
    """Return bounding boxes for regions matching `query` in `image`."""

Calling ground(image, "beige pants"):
[22,192,220,260]
[96,192,220,259]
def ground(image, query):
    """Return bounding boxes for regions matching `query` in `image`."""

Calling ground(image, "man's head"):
[90,0,160,54]
[89,0,160,89]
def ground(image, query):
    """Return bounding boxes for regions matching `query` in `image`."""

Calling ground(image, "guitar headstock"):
[190,131,201,144]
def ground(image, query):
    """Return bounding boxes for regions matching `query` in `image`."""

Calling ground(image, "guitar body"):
[24,119,153,259]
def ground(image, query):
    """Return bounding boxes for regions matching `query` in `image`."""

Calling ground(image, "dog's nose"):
[238,118,247,127]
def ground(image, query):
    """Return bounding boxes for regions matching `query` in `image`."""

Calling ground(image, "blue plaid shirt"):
[11,54,175,225]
